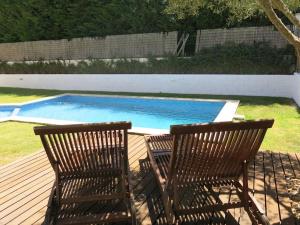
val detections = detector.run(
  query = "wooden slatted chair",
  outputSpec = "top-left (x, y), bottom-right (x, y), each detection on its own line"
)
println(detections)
top-left (145, 120), bottom-right (274, 225)
top-left (34, 121), bottom-right (135, 225)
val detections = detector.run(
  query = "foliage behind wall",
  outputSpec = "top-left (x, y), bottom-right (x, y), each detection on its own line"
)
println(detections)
top-left (0, 0), bottom-right (273, 43)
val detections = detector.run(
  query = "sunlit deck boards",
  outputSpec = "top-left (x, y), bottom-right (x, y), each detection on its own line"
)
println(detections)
top-left (0, 134), bottom-right (299, 225)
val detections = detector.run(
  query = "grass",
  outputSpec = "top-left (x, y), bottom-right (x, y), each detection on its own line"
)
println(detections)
top-left (0, 87), bottom-right (299, 165)
top-left (0, 122), bottom-right (42, 165)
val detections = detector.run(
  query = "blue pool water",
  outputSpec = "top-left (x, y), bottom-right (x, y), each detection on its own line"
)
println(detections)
top-left (15, 95), bottom-right (225, 129)
top-left (0, 106), bottom-right (14, 118)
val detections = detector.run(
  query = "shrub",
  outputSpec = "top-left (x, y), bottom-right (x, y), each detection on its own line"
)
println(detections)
top-left (0, 42), bottom-right (295, 74)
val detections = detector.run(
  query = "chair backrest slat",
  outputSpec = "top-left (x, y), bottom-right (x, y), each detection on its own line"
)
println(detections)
top-left (34, 122), bottom-right (132, 176)
top-left (168, 120), bottom-right (274, 183)
top-left (62, 133), bottom-right (79, 172)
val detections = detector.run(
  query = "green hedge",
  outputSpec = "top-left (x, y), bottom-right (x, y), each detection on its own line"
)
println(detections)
top-left (0, 42), bottom-right (295, 74)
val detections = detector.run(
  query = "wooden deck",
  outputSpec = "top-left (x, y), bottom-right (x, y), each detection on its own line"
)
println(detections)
top-left (0, 134), bottom-right (299, 225)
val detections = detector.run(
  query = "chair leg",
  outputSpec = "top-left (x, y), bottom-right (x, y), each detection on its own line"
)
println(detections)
top-left (162, 191), bottom-right (175, 225)
top-left (122, 170), bottom-right (136, 225)
top-left (128, 181), bottom-right (137, 225)
top-left (242, 161), bottom-right (250, 207)
top-left (131, 208), bottom-right (137, 225)
top-left (240, 162), bottom-right (270, 225)
top-left (255, 213), bottom-right (271, 225)
top-left (44, 184), bottom-right (58, 225)
top-left (248, 194), bottom-right (271, 225)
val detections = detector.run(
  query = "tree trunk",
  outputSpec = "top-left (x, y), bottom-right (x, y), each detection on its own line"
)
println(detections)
top-left (257, 0), bottom-right (300, 73)
top-left (271, 0), bottom-right (300, 29)
top-left (296, 46), bottom-right (300, 73)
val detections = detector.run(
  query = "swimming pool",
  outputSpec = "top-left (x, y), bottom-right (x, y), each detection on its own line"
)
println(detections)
top-left (0, 94), bottom-right (239, 133)
top-left (0, 106), bottom-right (15, 119)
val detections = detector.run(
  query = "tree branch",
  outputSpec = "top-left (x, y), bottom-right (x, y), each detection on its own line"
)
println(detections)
top-left (257, 0), bottom-right (300, 47)
top-left (271, 0), bottom-right (300, 29)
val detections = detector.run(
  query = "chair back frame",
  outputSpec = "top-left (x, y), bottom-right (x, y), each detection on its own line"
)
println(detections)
top-left (34, 122), bottom-right (132, 178)
top-left (167, 120), bottom-right (274, 187)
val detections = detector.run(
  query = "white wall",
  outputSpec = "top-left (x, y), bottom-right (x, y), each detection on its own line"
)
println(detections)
top-left (0, 74), bottom-right (299, 106)
top-left (293, 74), bottom-right (300, 106)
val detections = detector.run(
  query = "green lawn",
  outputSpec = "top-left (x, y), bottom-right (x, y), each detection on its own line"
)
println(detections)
top-left (0, 87), bottom-right (299, 165)
top-left (0, 122), bottom-right (42, 165)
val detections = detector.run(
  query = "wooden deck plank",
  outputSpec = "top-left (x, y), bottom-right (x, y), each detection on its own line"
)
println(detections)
top-left (0, 157), bottom-right (49, 186)
top-left (295, 153), bottom-right (300, 167)
top-left (251, 152), bottom-right (267, 214)
top-left (0, 167), bottom-right (53, 199)
top-left (263, 151), bottom-right (281, 223)
top-left (133, 157), bottom-right (163, 225)
top-left (288, 153), bottom-right (300, 177)
top-left (271, 153), bottom-right (294, 224)
top-left (269, 153), bottom-right (284, 223)
top-left (279, 152), bottom-right (298, 179)
top-left (0, 134), bottom-right (298, 225)
top-left (0, 185), bottom-right (51, 224)
top-left (20, 208), bottom-right (48, 225)
top-left (0, 151), bottom-right (45, 173)
top-left (0, 174), bottom-right (53, 211)
top-left (6, 197), bottom-right (49, 225)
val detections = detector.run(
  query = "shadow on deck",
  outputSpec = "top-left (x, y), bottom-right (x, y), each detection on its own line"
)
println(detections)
top-left (0, 134), bottom-right (299, 225)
